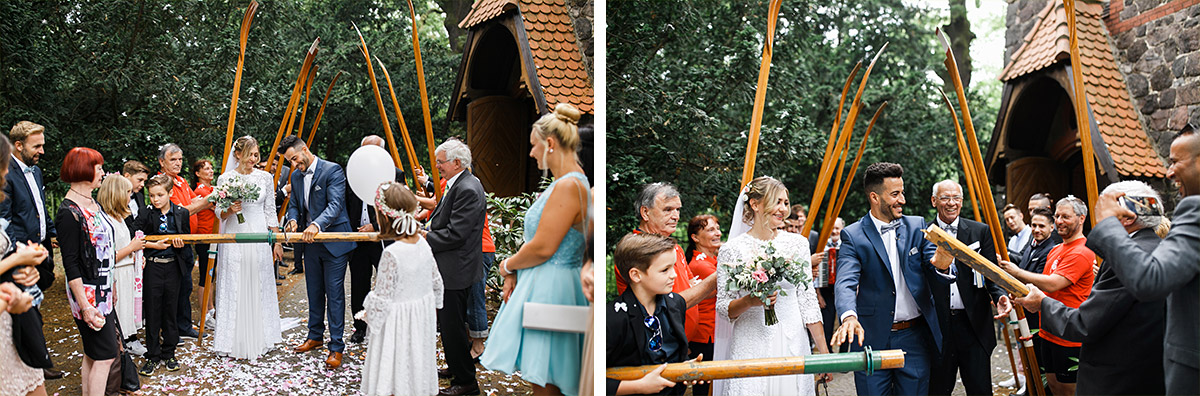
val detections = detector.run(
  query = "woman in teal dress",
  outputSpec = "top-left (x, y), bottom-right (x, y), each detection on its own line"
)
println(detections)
top-left (480, 103), bottom-right (591, 396)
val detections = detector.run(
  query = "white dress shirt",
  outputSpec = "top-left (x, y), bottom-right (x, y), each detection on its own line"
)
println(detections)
top-left (13, 156), bottom-right (45, 242)
top-left (443, 170), bottom-right (464, 195)
top-left (938, 217), bottom-right (968, 310)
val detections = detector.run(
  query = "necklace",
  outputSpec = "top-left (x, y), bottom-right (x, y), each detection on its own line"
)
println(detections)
top-left (69, 188), bottom-right (95, 204)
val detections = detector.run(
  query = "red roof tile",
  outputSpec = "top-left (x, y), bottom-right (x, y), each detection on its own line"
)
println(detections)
top-left (459, 0), bottom-right (593, 114)
top-left (999, 1), bottom-right (1166, 178)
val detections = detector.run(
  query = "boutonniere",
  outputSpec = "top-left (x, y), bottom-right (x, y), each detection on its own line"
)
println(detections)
top-left (614, 302), bottom-right (627, 312)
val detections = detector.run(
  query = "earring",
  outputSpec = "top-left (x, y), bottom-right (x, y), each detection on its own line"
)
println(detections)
top-left (549, 148), bottom-right (554, 153)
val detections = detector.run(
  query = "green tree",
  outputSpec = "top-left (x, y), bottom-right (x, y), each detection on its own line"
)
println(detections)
top-left (0, 0), bottom-right (463, 204)
top-left (607, 0), bottom-right (997, 249)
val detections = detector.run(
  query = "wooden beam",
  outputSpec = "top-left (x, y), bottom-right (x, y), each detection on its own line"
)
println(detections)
top-left (739, 0), bottom-right (783, 189)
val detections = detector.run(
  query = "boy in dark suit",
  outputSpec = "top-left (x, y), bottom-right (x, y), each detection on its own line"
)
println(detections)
top-left (607, 233), bottom-right (690, 396)
top-left (136, 174), bottom-right (192, 376)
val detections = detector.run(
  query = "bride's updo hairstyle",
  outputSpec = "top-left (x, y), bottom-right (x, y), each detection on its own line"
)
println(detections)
top-left (741, 176), bottom-right (788, 227)
top-left (232, 135), bottom-right (259, 162)
top-left (532, 103), bottom-right (582, 155)
top-left (375, 181), bottom-right (420, 238)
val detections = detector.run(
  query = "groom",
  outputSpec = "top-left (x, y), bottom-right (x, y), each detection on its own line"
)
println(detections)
top-left (278, 135), bottom-right (355, 368)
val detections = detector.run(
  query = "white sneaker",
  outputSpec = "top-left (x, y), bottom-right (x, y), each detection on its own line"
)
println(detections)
top-left (999, 373), bottom-right (1025, 388)
top-left (126, 340), bottom-right (147, 356)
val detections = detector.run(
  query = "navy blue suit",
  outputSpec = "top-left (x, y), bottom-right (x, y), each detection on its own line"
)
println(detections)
top-left (834, 214), bottom-right (949, 395)
top-left (0, 159), bottom-right (56, 290)
top-left (285, 158), bottom-right (355, 352)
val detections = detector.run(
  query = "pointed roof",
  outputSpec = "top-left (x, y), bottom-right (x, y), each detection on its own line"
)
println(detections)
top-left (999, 0), bottom-right (1166, 178)
top-left (458, 0), bottom-right (594, 114)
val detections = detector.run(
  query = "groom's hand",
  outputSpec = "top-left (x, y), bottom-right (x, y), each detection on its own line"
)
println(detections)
top-left (302, 224), bottom-right (320, 243)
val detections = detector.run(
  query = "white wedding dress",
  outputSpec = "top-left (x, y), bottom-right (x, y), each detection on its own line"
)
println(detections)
top-left (715, 231), bottom-right (821, 396)
top-left (212, 169), bottom-right (282, 360)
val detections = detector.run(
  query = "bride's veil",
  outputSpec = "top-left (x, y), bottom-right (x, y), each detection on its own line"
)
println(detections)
top-left (712, 185), bottom-right (752, 396)
top-left (222, 145), bottom-right (241, 175)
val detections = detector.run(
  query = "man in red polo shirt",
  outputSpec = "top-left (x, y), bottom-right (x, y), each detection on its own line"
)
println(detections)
top-left (614, 182), bottom-right (717, 342)
top-left (157, 144), bottom-right (215, 340)
top-left (1001, 196), bottom-right (1094, 396)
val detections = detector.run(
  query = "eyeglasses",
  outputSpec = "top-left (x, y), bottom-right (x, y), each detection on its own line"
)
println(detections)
top-left (643, 316), bottom-right (663, 352)
top-left (436, 158), bottom-right (453, 165)
top-left (159, 214), bottom-right (168, 233)
top-left (937, 195), bottom-right (963, 203)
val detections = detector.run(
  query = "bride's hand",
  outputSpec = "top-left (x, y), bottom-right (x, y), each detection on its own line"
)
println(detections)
top-left (229, 201), bottom-right (243, 214)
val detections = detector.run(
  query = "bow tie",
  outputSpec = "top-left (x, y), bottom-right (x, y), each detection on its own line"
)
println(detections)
top-left (302, 167), bottom-right (315, 176)
top-left (942, 224), bottom-right (957, 234)
top-left (22, 167), bottom-right (34, 174)
top-left (880, 220), bottom-right (901, 235)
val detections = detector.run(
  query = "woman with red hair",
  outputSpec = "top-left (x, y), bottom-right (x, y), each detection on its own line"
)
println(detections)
top-left (55, 147), bottom-right (120, 396)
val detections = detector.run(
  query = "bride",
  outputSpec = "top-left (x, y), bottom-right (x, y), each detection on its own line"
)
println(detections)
top-left (212, 136), bottom-right (283, 359)
top-left (714, 176), bottom-right (830, 395)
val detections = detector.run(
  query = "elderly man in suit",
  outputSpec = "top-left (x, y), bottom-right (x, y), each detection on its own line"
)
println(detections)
top-left (278, 135), bottom-right (356, 369)
top-left (0, 121), bottom-right (61, 380)
top-left (831, 162), bottom-right (954, 396)
top-left (1080, 126), bottom-right (1199, 395)
top-left (926, 180), bottom-right (1011, 396)
top-left (426, 138), bottom-right (486, 396)
top-left (1013, 180), bottom-right (1167, 395)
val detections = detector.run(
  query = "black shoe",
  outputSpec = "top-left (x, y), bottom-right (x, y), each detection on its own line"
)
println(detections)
top-left (438, 383), bottom-right (480, 396)
top-left (276, 281), bottom-right (283, 286)
top-left (437, 368), bottom-right (453, 379)
top-left (180, 328), bottom-right (199, 339)
top-left (139, 360), bottom-right (158, 376)
top-left (165, 358), bottom-right (180, 371)
top-left (43, 368), bottom-right (64, 380)
top-left (349, 329), bottom-right (366, 344)
top-left (288, 267), bottom-right (304, 275)
top-left (276, 273), bottom-right (286, 280)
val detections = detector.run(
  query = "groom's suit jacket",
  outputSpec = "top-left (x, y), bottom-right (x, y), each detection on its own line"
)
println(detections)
top-left (834, 214), bottom-right (949, 353)
top-left (426, 171), bottom-right (486, 290)
top-left (0, 158), bottom-right (56, 290)
top-left (285, 158), bottom-right (355, 258)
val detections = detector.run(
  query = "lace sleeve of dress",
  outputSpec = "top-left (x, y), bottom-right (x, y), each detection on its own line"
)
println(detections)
top-left (261, 171), bottom-right (279, 229)
top-left (361, 248), bottom-right (399, 323)
top-left (431, 248), bottom-right (444, 309)
top-left (790, 235), bottom-right (822, 325)
top-left (715, 241), bottom-right (742, 321)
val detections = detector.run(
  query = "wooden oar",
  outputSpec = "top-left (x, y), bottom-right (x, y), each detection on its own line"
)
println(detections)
top-left (1063, 0), bottom-right (1099, 225)
top-left (305, 71), bottom-right (343, 147)
top-left (923, 225), bottom-right (1029, 296)
top-left (197, 253), bottom-right (217, 340)
top-left (353, 23), bottom-right (405, 172)
top-left (938, 89), bottom-right (982, 222)
top-left (818, 102), bottom-right (887, 248)
top-left (267, 38), bottom-right (320, 184)
top-left (937, 27), bottom-right (1044, 396)
top-left (145, 232), bottom-right (395, 244)
top-left (802, 62), bottom-right (861, 236)
top-left (406, 0), bottom-right (441, 199)
top-left (606, 349), bottom-right (905, 382)
top-left (293, 65), bottom-right (317, 150)
top-left (739, 0), bottom-right (783, 189)
top-left (221, 0), bottom-right (259, 173)
top-left (376, 57), bottom-right (426, 194)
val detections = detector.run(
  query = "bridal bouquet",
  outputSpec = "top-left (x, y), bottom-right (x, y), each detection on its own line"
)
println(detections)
top-left (725, 242), bottom-right (810, 325)
top-left (208, 176), bottom-right (260, 224)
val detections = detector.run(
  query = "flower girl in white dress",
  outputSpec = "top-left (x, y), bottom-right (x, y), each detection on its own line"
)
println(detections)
top-left (357, 181), bottom-right (443, 396)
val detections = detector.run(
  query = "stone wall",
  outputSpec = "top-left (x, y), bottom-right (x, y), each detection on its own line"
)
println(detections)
top-left (1004, 0), bottom-right (1050, 65)
top-left (1107, 0), bottom-right (1200, 157)
top-left (567, 0), bottom-right (595, 84)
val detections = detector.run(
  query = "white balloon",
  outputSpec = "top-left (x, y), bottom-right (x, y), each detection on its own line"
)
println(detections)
top-left (345, 145), bottom-right (394, 206)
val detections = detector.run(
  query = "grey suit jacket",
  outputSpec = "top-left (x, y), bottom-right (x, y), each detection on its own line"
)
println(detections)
top-left (1085, 196), bottom-right (1199, 395)
top-left (1044, 228), bottom-right (1165, 395)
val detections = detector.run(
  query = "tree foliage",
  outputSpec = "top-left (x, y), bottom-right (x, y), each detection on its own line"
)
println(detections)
top-left (607, 0), bottom-right (998, 248)
top-left (0, 0), bottom-right (463, 201)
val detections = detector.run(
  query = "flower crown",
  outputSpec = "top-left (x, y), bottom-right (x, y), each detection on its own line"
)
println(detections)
top-left (375, 182), bottom-right (419, 235)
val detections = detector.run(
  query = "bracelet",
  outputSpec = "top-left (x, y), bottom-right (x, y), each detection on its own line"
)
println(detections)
top-left (500, 259), bottom-right (512, 276)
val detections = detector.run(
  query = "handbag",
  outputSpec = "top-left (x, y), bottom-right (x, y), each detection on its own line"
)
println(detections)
top-left (10, 306), bottom-right (52, 368)
top-left (106, 317), bottom-right (140, 394)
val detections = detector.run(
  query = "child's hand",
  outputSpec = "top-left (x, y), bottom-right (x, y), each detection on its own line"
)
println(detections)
top-left (128, 235), bottom-right (146, 251)
top-left (11, 266), bottom-right (39, 288)
top-left (146, 240), bottom-right (169, 250)
top-left (13, 241), bottom-right (48, 267)
top-left (170, 238), bottom-right (185, 248)
top-left (620, 364), bottom-right (675, 395)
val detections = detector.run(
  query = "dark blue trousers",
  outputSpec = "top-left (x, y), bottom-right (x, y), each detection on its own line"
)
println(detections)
top-left (303, 244), bottom-right (349, 353)
top-left (854, 319), bottom-right (935, 396)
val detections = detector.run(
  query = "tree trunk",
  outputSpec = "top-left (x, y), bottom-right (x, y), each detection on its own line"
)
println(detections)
top-left (433, 0), bottom-right (473, 53)
top-left (941, 0), bottom-right (974, 91)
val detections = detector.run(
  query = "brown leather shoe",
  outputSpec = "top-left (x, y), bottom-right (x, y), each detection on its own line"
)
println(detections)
top-left (294, 339), bottom-right (323, 353)
top-left (325, 351), bottom-right (343, 368)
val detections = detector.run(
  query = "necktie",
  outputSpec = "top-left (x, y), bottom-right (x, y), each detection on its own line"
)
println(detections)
top-left (880, 220), bottom-right (901, 235)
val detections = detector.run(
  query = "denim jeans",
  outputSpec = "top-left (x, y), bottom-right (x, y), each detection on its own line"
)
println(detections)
top-left (467, 252), bottom-right (496, 338)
